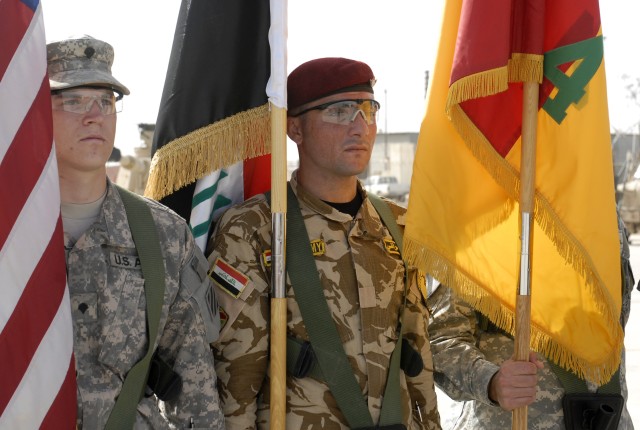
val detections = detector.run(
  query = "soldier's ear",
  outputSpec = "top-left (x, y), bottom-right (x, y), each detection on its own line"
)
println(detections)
top-left (287, 116), bottom-right (303, 145)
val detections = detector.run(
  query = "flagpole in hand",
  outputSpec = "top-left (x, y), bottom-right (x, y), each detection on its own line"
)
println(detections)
top-left (512, 80), bottom-right (539, 430)
top-left (269, 1), bottom-right (288, 427)
top-left (270, 102), bottom-right (288, 428)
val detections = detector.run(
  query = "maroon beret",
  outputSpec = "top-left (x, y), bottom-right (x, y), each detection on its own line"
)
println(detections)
top-left (287, 57), bottom-right (375, 112)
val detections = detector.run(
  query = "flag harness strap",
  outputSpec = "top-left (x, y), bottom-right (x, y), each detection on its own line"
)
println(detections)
top-left (281, 185), bottom-right (406, 429)
top-left (105, 186), bottom-right (167, 430)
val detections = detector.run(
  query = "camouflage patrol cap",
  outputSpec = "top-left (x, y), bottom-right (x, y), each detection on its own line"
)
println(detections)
top-left (47, 35), bottom-right (130, 96)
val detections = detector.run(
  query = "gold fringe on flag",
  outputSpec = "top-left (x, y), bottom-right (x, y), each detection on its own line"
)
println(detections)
top-left (404, 232), bottom-right (623, 385)
top-left (508, 53), bottom-right (544, 84)
top-left (445, 67), bottom-right (508, 116)
top-left (446, 53), bottom-right (543, 117)
top-left (145, 103), bottom-right (271, 201)
top-left (410, 102), bottom-right (624, 385)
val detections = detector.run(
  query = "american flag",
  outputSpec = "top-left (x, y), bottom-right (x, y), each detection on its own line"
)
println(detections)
top-left (0, 0), bottom-right (77, 427)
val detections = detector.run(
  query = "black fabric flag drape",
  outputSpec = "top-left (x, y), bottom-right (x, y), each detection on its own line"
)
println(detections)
top-left (147, 0), bottom-right (272, 222)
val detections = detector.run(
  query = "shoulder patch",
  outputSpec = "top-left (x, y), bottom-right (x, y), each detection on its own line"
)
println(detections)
top-left (209, 257), bottom-right (249, 298)
top-left (219, 306), bottom-right (228, 330)
top-left (262, 250), bottom-right (272, 267)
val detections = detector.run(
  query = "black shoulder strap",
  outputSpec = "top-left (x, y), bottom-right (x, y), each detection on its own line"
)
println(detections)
top-left (105, 186), bottom-right (166, 430)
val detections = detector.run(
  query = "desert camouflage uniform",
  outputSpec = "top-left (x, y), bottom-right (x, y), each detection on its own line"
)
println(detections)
top-left (66, 180), bottom-right (224, 429)
top-left (428, 214), bottom-right (634, 429)
top-left (208, 171), bottom-right (441, 429)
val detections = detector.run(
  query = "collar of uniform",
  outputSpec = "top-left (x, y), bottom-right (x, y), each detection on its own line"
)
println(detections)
top-left (289, 170), bottom-right (354, 223)
top-left (289, 170), bottom-right (389, 241)
top-left (101, 178), bottom-right (138, 249)
top-left (62, 180), bottom-right (113, 251)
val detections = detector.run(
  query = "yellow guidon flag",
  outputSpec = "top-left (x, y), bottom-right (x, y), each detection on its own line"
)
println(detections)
top-left (405, 0), bottom-right (622, 385)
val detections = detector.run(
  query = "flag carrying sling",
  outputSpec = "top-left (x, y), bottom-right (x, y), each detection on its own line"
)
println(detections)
top-left (105, 187), bottom-right (166, 429)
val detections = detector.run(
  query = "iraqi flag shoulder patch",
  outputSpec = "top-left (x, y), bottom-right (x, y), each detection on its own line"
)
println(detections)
top-left (209, 257), bottom-right (249, 298)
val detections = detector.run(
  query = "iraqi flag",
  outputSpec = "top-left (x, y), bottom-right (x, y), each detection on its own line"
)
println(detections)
top-left (405, 0), bottom-right (621, 385)
top-left (146, 0), bottom-right (284, 251)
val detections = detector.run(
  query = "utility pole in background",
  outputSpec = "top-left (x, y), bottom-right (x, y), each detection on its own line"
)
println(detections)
top-left (384, 89), bottom-right (389, 173)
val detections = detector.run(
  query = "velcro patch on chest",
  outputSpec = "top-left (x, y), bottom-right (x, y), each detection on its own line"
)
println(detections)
top-left (262, 250), bottom-right (272, 268)
top-left (109, 251), bottom-right (141, 269)
top-left (209, 257), bottom-right (249, 298)
top-left (310, 239), bottom-right (325, 256)
top-left (219, 306), bottom-right (229, 330)
top-left (383, 238), bottom-right (401, 256)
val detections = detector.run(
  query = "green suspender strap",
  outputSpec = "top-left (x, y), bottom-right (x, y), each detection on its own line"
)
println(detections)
top-left (367, 193), bottom-right (407, 427)
top-left (548, 362), bottom-right (620, 394)
top-left (284, 186), bottom-right (405, 429)
top-left (105, 186), bottom-right (167, 430)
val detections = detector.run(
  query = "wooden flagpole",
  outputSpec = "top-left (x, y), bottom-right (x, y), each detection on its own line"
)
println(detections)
top-left (270, 103), bottom-right (288, 428)
top-left (512, 80), bottom-right (539, 430)
top-left (269, 0), bottom-right (288, 427)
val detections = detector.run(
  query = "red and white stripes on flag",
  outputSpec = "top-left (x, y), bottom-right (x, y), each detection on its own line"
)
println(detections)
top-left (0, 0), bottom-right (77, 428)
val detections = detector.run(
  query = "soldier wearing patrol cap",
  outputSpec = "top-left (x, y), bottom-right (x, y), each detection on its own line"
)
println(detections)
top-left (48, 35), bottom-right (224, 428)
top-left (207, 57), bottom-right (441, 429)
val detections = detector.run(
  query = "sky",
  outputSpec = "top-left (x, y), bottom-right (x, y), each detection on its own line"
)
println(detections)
top-left (42, 1), bottom-right (640, 157)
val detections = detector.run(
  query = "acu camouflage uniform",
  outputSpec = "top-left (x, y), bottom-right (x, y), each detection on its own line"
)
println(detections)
top-left (208, 171), bottom-right (441, 429)
top-left (66, 180), bottom-right (224, 429)
top-left (427, 214), bottom-right (634, 429)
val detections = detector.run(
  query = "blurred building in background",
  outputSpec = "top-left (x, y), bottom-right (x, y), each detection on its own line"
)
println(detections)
top-left (106, 123), bottom-right (154, 195)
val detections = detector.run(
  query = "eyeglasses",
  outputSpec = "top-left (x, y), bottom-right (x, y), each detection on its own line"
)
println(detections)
top-left (51, 90), bottom-right (123, 115)
top-left (293, 99), bottom-right (380, 125)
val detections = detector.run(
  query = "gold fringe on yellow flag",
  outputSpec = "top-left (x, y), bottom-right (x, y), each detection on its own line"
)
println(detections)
top-left (405, 0), bottom-right (622, 384)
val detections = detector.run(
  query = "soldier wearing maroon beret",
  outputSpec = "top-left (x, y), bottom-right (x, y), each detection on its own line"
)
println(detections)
top-left (208, 57), bottom-right (442, 429)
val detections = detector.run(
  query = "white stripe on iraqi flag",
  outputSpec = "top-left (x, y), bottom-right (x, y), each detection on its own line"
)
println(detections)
top-left (267, 0), bottom-right (287, 109)
top-left (189, 0), bottom-right (288, 253)
top-left (0, 0), bottom-right (76, 427)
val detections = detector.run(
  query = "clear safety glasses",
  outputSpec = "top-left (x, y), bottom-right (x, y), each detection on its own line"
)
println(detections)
top-left (294, 99), bottom-right (380, 125)
top-left (51, 90), bottom-right (123, 115)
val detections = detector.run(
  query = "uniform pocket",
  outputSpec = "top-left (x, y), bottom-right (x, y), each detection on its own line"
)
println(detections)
top-left (98, 275), bottom-right (146, 374)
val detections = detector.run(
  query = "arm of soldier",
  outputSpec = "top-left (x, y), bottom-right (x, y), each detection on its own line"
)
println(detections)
top-left (402, 273), bottom-right (445, 428)
top-left (427, 285), bottom-right (500, 405)
top-left (487, 352), bottom-right (542, 411)
top-left (157, 241), bottom-right (224, 428)
top-left (208, 212), bottom-right (271, 429)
